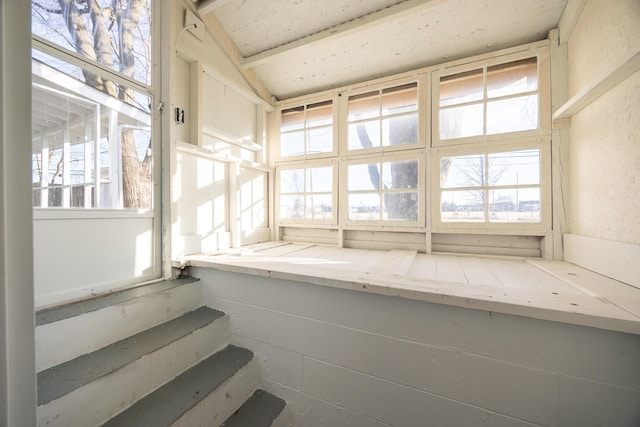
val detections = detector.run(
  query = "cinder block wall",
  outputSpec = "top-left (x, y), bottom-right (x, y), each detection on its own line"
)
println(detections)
top-left (194, 268), bottom-right (640, 427)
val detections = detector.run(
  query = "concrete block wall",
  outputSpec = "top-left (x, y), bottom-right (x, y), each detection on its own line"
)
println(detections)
top-left (194, 268), bottom-right (640, 427)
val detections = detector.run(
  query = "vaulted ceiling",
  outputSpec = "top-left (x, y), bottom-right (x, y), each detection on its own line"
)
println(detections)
top-left (193, 0), bottom-right (568, 100)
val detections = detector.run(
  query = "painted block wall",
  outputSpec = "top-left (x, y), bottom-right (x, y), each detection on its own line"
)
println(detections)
top-left (567, 0), bottom-right (640, 244)
top-left (195, 267), bottom-right (640, 427)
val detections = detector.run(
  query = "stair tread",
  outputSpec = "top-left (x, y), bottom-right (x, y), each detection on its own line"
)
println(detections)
top-left (37, 306), bottom-right (223, 406)
top-left (36, 277), bottom-right (199, 326)
top-left (102, 345), bottom-right (254, 427)
top-left (222, 389), bottom-right (286, 427)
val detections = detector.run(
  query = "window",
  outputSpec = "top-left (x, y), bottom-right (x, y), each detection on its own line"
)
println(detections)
top-left (280, 100), bottom-right (334, 158)
top-left (348, 83), bottom-right (419, 151)
top-left (345, 155), bottom-right (423, 224)
top-left (437, 147), bottom-right (545, 225)
top-left (436, 58), bottom-right (539, 143)
top-left (277, 163), bottom-right (335, 223)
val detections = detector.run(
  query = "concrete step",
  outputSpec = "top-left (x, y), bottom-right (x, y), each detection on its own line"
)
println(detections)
top-left (221, 389), bottom-right (290, 427)
top-left (36, 277), bottom-right (202, 372)
top-left (102, 345), bottom-right (259, 427)
top-left (37, 306), bottom-right (229, 427)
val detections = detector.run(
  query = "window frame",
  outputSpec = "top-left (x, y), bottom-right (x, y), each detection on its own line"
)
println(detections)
top-left (275, 159), bottom-right (338, 226)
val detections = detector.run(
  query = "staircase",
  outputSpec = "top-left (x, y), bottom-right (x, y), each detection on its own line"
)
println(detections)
top-left (36, 277), bottom-right (289, 427)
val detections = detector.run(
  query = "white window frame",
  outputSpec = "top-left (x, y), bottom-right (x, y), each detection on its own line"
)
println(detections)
top-left (275, 159), bottom-right (338, 226)
top-left (341, 151), bottom-right (426, 229)
top-left (275, 95), bottom-right (339, 161)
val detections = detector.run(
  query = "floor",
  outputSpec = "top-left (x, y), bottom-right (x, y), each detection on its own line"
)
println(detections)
top-left (180, 242), bottom-right (640, 335)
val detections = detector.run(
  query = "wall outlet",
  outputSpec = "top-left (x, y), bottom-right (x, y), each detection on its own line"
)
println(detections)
top-left (184, 9), bottom-right (205, 42)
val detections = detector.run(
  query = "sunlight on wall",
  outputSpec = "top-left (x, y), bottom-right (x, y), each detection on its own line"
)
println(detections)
top-left (134, 229), bottom-right (153, 276)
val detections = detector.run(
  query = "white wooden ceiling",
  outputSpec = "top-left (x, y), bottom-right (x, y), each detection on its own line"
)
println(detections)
top-left (195, 0), bottom-right (568, 100)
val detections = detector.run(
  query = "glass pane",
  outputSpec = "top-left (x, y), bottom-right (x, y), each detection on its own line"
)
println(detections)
top-left (382, 83), bottom-right (418, 115)
top-left (487, 95), bottom-right (538, 134)
top-left (305, 194), bottom-right (332, 220)
top-left (348, 163), bottom-right (380, 191)
top-left (281, 106), bottom-right (304, 131)
top-left (383, 192), bottom-right (419, 220)
top-left (32, 0), bottom-right (153, 86)
top-left (489, 188), bottom-right (540, 223)
top-left (382, 160), bottom-right (419, 190)
top-left (280, 169), bottom-right (304, 194)
top-left (382, 115), bottom-right (418, 146)
top-left (306, 101), bottom-right (333, 127)
top-left (439, 104), bottom-right (483, 140)
top-left (487, 58), bottom-right (538, 98)
top-left (279, 195), bottom-right (304, 219)
top-left (349, 193), bottom-right (380, 220)
top-left (307, 127), bottom-right (333, 154)
top-left (440, 69), bottom-right (484, 107)
top-left (348, 91), bottom-right (379, 121)
top-left (441, 190), bottom-right (485, 222)
top-left (348, 121), bottom-right (380, 150)
top-left (488, 150), bottom-right (540, 186)
top-left (306, 167), bottom-right (333, 193)
top-left (280, 131), bottom-right (305, 157)
top-left (32, 59), bottom-right (152, 209)
top-left (440, 155), bottom-right (485, 188)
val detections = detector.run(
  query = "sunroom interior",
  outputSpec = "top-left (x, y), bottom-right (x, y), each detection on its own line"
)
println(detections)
top-left (2, 0), bottom-right (640, 425)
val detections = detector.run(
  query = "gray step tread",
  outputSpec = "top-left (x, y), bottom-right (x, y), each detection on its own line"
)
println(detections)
top-left (37, 306), bottom-right (223, 406)
top-left (222, 389), bottom-right (287, 427)
top-left (36, 277), bottom-right (199, 326)
top-left (102, 345), bottom-right (254, 427)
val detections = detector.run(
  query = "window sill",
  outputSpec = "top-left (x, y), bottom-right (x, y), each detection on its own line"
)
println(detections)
top-left (175, 243), bottom-right (640, 335)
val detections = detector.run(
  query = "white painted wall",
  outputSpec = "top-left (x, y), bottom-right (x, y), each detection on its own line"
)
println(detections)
top-left (1, 0), bottom-right (37, 424)
top-left (567, 0), bottom-right (640, 244)
top-left (196, 268), bottom-right (640, 427)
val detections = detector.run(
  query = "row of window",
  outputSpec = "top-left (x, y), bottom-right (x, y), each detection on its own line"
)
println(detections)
top-left (275, 48), bottom-right (550, 232)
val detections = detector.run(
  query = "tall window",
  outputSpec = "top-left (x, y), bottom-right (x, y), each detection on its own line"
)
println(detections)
top-left (31, 0), bottom-right (154, 209)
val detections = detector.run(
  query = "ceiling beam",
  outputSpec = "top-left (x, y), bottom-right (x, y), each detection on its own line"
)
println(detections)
top-left (241, 0), bottom-right (450, 69)
top-left (197, 0), bottom-right (235, 15)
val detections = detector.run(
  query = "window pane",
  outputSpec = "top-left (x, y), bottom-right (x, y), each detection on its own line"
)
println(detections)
top-left (382, 83), bottom-right (418, 115)
top-left (348, 121), bottom-right (381, 150)
top-left (348, 163), bottom-right (380, 191)
top-left (487, 95), bottom-right (538, 135)
top-left (440, 69), bottom-right (483, 107)
top-left (382, 115), bottom-right (418, 146)
top-left (280, 131), bottom-right (305, 157)
top-left (280, 169), bottom-right (304, 193)
top-left (441, 190), bottom-right (485, 222)
top-left (306, 101), bottom-right (332, 127)
top-left (306, 194), bottom-right (332, 220)
top-left (279, 195), bottom-right (304, 219)
top-left (439, 104), bottom-right (483, 140)
top-left (32, 59), bottom-right (152, 209)
top-left (281, 106), bottom-right (305, 131)
top-left (307, 127), bottom-right (333, 154)
top-left (349, 193), bottom-right (380, 220)
top-left (32, 0), bottom-right (153, 86)
top-left (382, 160), bottom-right (418, 190)
top-left (488, 150), bottom-right (540, 186)
top-left (489, 188), bottom-right (540, 223)
top-left (306, 167), bottom-right (333, 193)
top-left (487, 58), bottom-right (537, 98)
top-left (348, 91), bottom-right (380, 121)
top-left (440, 155), bottom-right (485, 188)
top-left (383, 192), bottom-right (418, 220)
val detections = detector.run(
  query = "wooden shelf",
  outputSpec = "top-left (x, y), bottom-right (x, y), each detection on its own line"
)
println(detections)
top-left (553, 47), bottom-right (640, 124)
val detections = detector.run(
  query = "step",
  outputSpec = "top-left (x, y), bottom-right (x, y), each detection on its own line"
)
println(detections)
top-left (37, 306), bottom-right (229, 427)
top-left (102, 345), bottom-right (259, 427)
top-left (221, 389), bottom-right (289, 427)
top-left (36, 277), bottom-right (202, 372)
